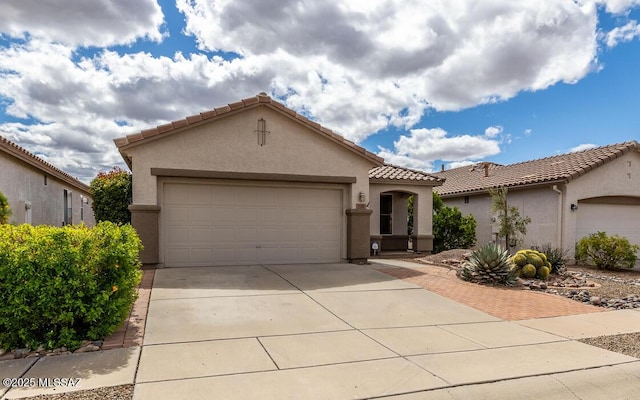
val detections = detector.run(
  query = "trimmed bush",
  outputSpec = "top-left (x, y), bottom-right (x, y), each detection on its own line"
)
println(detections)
top-left (0, 222), bottom-right (142, 350)
top-left (575, 232), bottom-right (639, 270)
top-left (433, 205), bottom-right (477, 253)
top-left (90, 167), bottom-right (132, 224)
top-left (0, 190), bottom-right (11, 224)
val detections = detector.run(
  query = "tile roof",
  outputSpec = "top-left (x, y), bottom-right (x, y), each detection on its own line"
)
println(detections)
top-left (435, 141), bottom-right (639, 196)
top-left (114, 92), bottom-right (384, 166)
top-left (369, 164), bottom-right (444, 185)
top-left (0, 135), bottom-right (90, 193)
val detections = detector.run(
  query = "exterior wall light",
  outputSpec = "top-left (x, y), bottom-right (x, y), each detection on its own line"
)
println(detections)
top-left (570, 203), bottom-right (578, 211)
top-left (358, 192), bottom-right (366, 202)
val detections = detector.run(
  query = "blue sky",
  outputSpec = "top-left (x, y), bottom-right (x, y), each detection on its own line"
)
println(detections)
top-left (1, 0), bottom-right (639, 182)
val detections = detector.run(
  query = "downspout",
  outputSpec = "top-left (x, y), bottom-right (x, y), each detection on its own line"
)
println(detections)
top-left (552, 185), bottom-right (563, 249)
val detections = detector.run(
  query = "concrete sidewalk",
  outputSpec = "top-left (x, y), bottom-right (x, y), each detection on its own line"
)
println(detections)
top-left (2, 263), bottom-right (640, 400)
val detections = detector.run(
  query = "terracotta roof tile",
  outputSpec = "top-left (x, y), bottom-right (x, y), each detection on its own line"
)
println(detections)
top-left (369, 164), bottom-right (444, 184)
top-left (114, 93), bottom-right (384, 165)
top-left (0, 135), bottom-right (90, 192)
top-left (435, 141), bottom-right (639, 196)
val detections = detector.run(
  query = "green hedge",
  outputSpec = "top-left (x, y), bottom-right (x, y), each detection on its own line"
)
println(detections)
top-left (0, 222), bottom-right (142, 350)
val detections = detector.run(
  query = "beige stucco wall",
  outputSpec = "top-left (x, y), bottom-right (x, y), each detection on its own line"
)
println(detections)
top-left (126, 106), bottom-right (375, 208)
top-left (369, 184), bottom-right (433, 236)
top-left (443, 186), bottom-right (560, 251)
top-left (0, 151), bottom-right (95, 226)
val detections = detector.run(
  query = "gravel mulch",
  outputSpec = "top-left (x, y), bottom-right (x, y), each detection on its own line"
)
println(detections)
top-left (579, 332), bottom-right (640, 359)
top-left (18, 385), bottom-right (133, 400)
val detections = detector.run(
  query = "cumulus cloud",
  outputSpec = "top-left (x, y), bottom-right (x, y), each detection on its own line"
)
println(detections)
top-left (0, 0), bottom-right (164, 47)
top-left (606, 20), bottom-right (640, 46)
top-left (447, 160), bottom-right (476, 170)
top-left (0, 0), bottom-right (639, 181)
top-left (524, 129), bottom-right (533, 136)
top-left (377, 128), bottom-right (501, 171)
top-left (485, 125), bottom-right (503, 138)
top-left (569, 143), bottom-right (599, 152)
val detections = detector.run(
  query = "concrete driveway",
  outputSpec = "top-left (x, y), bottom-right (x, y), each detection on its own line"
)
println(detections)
top-left (133, 263), bottom-right (640, 400)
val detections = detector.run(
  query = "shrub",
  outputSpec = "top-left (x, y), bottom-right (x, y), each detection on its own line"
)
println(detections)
top-left (532, 243), bottom-right (569, 273)
top-left (433, 205), bottom-right (477, 253)
top-left (0, 190), bottom-right (11, 224)
top-left (575, 232), bottom-right (639, 270)
top-left (459, 243), bottom-right (517, 286)
top-left (0, 222), bottom-right (142, 350)
top-left (90, 167), bottom-right (132, 224)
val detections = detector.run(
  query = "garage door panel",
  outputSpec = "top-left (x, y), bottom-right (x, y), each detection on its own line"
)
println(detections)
top-left (189, 228), bottom-right (214, 243)
top-left (165, 186), bottom-right (188, 204)
top-left (167, 228), bottom-right (189, 243)
top-left (163, 183), bottom-right (343, 266)
top-left (166, 206), bottom-right (189, 225)
top-left (188, 207), bottom-right (213, 225)
top-left (188, 185), bottom-right (212, 205)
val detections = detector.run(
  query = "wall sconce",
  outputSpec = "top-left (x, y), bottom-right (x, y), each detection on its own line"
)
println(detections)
top-left (358, 192), bottom-right (365, 202)
top-left (570, 203), bottom-right (578, 211)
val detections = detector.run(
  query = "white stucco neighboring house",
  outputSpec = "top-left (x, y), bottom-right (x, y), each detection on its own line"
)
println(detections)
top-left (435, 141), bottom-right (640, 263)
top-left (0, 135), bottom-right (95, 226)
top-left (114, 93), bottom-right (443, 267)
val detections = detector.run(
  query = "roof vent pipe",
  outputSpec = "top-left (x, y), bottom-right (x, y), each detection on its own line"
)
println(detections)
top-left (483, 162), bottom-right (489, 177)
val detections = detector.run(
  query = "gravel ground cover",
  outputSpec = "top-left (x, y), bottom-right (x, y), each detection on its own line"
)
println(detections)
top-left (16, 384), bottom-right (133, 400)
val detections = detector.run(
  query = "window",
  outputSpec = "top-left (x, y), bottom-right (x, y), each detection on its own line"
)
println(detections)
top-left (63, 190), bottom-right (72, 225)
top-left (380, 194), bottom-right (393, 235)
top-left (464, 196), bottom-right (470, 204)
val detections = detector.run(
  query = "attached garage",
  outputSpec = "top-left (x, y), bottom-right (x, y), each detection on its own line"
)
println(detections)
top-left (162, 181), bottom-right (344, 266)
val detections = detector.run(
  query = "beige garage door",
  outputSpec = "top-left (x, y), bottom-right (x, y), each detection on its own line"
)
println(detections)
top-left (163, 182), bottom-right (343, 266)
top-left (576, 203), bottom-right (640, 264)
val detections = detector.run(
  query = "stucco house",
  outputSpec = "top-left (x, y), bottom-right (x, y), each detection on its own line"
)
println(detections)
top-left (114, 93), bottom-right (443, 267)
top-left (435, 141), bottom-right (640, 262)
top-left (0, 135), bottom-right (95, 226)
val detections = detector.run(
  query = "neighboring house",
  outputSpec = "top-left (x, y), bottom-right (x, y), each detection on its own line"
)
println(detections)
top-left (114, 93), bottom-right (443, 267)
top-left (0, 136), bottom-right (95, 226)
top-left (435, 141), bottom-right (640, 262)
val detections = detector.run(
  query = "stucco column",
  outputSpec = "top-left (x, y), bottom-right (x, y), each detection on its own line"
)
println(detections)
top-left (412, 191), bottom-right (434, 253)
top-left (346, 204), bottom-right (373, 264)
top-left (129, 204), bottom-right (160, 266)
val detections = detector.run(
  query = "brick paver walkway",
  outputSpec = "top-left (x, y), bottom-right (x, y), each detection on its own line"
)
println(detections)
top-left (102, 268), bottom-right (155, 350)
top-left (379, 265), bottom-right (604, 320)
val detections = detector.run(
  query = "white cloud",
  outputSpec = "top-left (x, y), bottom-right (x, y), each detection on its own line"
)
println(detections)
top-left (606, 20), bottom-right (640, 46)
top-left (569, 143), bottom-right (598, 152)
top-left (0, 0), bottom-right (638, 181)
top-left (485, 125), bottom-right (503, 138)
top-left (595, 0), bottom-right (640, 14)
top-left (524, 129), bottom-right (533, 136)
top-left (447, 160), bottom-right (476, 170)
top-left (0, 0), bottom-right (164, 47)
top-left (377, 127), bottom-right (501, 171)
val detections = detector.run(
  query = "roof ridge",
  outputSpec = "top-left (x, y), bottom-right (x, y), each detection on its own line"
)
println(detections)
top-left (0, 135), bottom-right (89, 191)
top-left (505, 141), bottom-right (638, 167)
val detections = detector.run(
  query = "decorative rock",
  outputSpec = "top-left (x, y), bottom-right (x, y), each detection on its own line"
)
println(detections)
top-left (14, 348), bottom-right (30, 359)
top-left (590, 296), bottom-right (601, 306)
top-left (92, 340), bottom-right (104, 347)
top-left (539, 283), bottom-right (548, 290)
top-left (74, 344), bottom-right (100, 353)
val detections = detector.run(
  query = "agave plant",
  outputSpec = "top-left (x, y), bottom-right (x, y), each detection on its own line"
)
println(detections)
top-left (460, 243), bottom-right (517, 286)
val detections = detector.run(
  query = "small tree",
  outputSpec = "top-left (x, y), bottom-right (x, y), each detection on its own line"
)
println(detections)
top-left (432, 192), bottom-right (476, 253)
top-left (0, 190), bottom-right (11, 224)
top-left (488, 187), bottom-right (531, 250)
top-left (90, 167), bottom-right (132, 224)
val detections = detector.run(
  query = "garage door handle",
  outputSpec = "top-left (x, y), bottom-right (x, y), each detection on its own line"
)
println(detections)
top-left (256, 245), bottom-right (262, 248)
